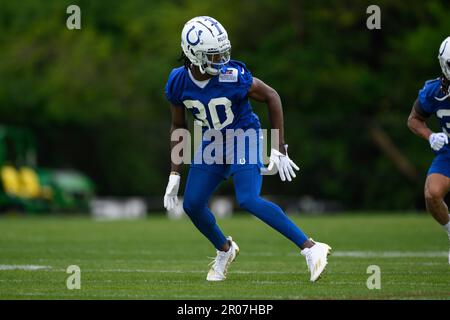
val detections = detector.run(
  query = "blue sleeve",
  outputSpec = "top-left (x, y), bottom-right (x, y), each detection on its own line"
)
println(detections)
top-left (164, 68), bottom-right (184, 106)
top-left (234, 61), bottom-right (254, 100)
top-left (417, 80), bottom-right (440, 116)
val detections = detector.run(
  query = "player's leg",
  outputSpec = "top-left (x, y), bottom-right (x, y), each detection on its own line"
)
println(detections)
top-left (425, 152), bottom-right (450, 227)
top-left (232, 166), bottom-right (331, 281)
top-left (229, 129), bottom-right (311, 248)
top-left (424, 172), bottom-right (450, 257)
top-left (424, 173), bottom-right (450, 225)
top-left (182, 167), bottom-right (228, 251)
top-left (425, 155), bottom-right (450, 264)
top-left (183, 166), bottom-right (240, 281)
top-left (232, 167), bottom-right (310, 248)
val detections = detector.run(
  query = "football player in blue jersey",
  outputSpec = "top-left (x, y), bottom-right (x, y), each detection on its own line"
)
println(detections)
top-left (407, 36), bottom-right (450, 264)
top-left (163, 16), bottom-right (331, 281)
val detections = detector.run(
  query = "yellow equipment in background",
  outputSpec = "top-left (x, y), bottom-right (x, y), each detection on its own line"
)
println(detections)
top-left (1, 165), bottom-right (52, 200)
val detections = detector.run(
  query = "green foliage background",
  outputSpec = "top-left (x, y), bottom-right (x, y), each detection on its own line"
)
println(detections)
top-left (1, 0), bottom-right (449, 209)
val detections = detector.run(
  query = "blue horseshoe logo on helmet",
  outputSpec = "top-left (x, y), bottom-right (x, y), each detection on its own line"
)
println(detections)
top-left (186, 26), bottom-right (203, 46)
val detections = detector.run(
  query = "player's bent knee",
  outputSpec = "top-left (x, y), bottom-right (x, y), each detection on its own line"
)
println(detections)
top-left (182, 197), bottom-right (204, 216)
top-left (237, 195), bottom-right (260, 211)
top-left (424, 186), bottom-right (444, 202)
top-left (182, 196), bottom-right (217, 225)
top-left (182, 201), bottom-right (217, 230)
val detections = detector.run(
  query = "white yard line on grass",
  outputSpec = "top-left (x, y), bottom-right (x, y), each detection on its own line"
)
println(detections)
top-left (0, 265), bottom-right (52, 271)
top-left (331, 251), bottom-right (447, 258)
top-left (243, 251), bottom-right (448, 258)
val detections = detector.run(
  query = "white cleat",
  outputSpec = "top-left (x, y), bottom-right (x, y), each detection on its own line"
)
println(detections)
top-left (206, 236), bottom-right (240, 281)
top-left (301, 239), bottom-right (332, 282)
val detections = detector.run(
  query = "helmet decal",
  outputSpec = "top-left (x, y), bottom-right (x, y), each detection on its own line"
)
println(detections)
top-left (186, 26), bottom-right (203, 46)
top-left (202, 17), bottom-right (224, 36)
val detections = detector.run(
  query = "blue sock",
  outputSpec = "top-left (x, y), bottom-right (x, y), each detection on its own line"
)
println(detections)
top-left (183, 167), bottom-right (228, 250)
top-left (233, 167), bottom-right (308, 248)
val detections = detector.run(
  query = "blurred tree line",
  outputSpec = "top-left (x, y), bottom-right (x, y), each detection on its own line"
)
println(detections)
top-left (0, 0), bottom-right (449, 210)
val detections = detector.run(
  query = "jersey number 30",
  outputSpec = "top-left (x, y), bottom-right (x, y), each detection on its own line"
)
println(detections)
top-left (184, 97), bottom-right (234, 130)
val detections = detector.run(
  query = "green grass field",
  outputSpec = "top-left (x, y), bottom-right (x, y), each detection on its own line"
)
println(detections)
top-left (0, 213), bottom-right (449, 299)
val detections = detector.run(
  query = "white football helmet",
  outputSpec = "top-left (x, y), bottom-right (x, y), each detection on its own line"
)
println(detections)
top-left (436, 36), bottom-right (450, 101)
top-left (438, 36), bottom-right (450, 80)
top-left (181, 16), bottom-right (231, 76)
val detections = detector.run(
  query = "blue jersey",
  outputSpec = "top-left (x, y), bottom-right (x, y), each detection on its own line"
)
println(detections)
top-left (417, 78), bottom-right (450, 155)
top-left (165, 60), bottom-right (263, 172)
top-left (165, 60), bottom-right (261, 134)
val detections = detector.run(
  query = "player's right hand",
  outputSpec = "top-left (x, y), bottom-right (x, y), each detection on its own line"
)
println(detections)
top-left (164, 173), bottom-right (180, 211)
top-left (429, 132), bottom-right (449, 151)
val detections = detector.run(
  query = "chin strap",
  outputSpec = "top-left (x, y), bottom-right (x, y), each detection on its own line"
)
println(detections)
top-left (205, 64), bottom-right (229, 76)
top-left (198, 64), bottom-right (207, 75)
top-left (195, 60), bottom-right (228, 76)
top-left (205, 67), bottom-right (220, 76)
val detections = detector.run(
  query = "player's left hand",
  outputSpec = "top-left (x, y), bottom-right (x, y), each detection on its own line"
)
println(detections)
top-left (164, 174), bottom-right (180, 211)
top-left (266, 145), bottom-right (300, 182)
top-left (429, 132), bottom-right (449, 151)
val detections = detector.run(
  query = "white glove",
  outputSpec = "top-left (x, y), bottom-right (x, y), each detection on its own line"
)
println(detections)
top-left (429, 133), bottom-right (448, 151)
top-left (266, 145), bottom-right (300, 182)
top-left (164, 174), bottom-right (180, 211)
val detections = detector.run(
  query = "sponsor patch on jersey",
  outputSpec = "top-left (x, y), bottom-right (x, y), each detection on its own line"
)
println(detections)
top-left (219, 68), bottom-right (238, 82)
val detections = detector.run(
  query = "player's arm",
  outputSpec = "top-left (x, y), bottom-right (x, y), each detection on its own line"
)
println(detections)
top-left (407, 99), bottom-right (433, 141)
top-left (407, 99), bottom-right (448, 151)
top-left (248, 77), bottom-right (286, 154)
top-left (170, 104), bottom-right (187, 174)
top-left (164, 104), bottom-right (186, 211)
top-left (248, 77), bottom-right (299, 181)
